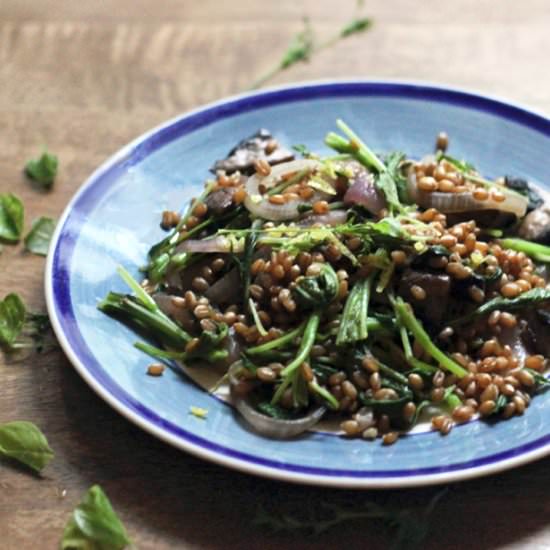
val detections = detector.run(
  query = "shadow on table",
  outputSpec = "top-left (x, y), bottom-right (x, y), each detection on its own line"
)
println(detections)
top-left (56, 360), bottom-right (550, 550)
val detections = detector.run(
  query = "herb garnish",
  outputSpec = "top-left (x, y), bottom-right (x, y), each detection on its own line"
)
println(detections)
top-left (253, 489), bottom-right (446, 549)
top-left (24, 216), bottom-right (56, 256)
top-left (25, 150), bottom-right (58, 188)
top-left (0, 420), bottom-right (54, 472)
top-left (0, 193), bottom-right (24, 243)
top-left (61, 485), bottom-right (131, 550)
top-left (251, 13), bottom-right (372, 89)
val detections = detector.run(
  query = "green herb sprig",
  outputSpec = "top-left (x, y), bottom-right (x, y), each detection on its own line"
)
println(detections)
top-left (251, 15), bottom-right (372, 89)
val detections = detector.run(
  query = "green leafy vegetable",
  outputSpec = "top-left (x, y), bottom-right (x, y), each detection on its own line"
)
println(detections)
top-left (24, 216), bottom-right (56, 256)
top-left (61, 485), bottom-right (131, 550)
top-left (393, 298), bottom-right (467, 378)
top-left (256, 402), bottom-right (297, 420)
top-left (340, 16), bottom-right (372, 37)
top-left (253, 489), bottom-right (446, 549)
top-left (242, 219), bottom-right (262, 312)
top-left (504, 176), bottom-right (543, 212)
top-left (0, 193), bottom-right (24, 243)
top-left (25, 151), bottom-right (58, 188)
top-left (499, 238), bottom-right (550, 263)
top-left (454, 288), bottom-right (550, 324)
top-left (525, 369), bottom-right (550, 391)
top-left (0, 420), bottom-right (54, 472)
top-left (385, 151), bottom-right (409, 203)
top-left (325, 120), bottom-right (404, 214)
top-left (251, 18), bottom-right (314, 89)
top-left (0, 293), bottom-right (26, 347)
top-left (251, 12), bottom-right (372, 89)
top-left (337, 272), bottom-right (374, 345)
top-left (292, 263), bottom-right (339, 310)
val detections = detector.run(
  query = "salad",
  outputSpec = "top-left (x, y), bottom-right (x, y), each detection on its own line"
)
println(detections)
top-left (99, 120), bottom-right (550, 444)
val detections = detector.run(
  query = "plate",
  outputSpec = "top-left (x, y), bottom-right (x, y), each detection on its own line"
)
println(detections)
top-left (45, 80), bottom-right (550, 488)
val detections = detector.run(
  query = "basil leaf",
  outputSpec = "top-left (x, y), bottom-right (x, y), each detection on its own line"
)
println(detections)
top-left (0, 421), bottom-right (54, 472)
top-left (25, 151), bottom-right (58, 188)
top-left (0, 193), bottom-right (24, 243)
top-left (0, 293), bottom-right (26, 347)
top-left (61, 485), bottom-right (131, 550)
top-left (24, 216), bottom-right (56, 256)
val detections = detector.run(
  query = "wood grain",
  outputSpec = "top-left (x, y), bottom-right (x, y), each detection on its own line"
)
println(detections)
top-left (1, 1), bottom-right (550, 548)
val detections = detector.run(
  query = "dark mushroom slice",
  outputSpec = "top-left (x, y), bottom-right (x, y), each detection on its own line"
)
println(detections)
top-left (398, 269), bottom-right (451, 326)
top-left (520, 308), bottom-right (550, 357)
top-left (210, 129), bottom-right (294, 176)
top-left (519, 206), bottom-right (550, 244)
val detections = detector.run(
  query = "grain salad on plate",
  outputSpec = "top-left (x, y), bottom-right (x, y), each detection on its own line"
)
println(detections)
top-left (99, 120), bottom-right (550, 445)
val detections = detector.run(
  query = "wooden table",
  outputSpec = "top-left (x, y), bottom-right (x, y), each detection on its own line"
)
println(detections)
top-left (2, 1), bottom-right (550, 548)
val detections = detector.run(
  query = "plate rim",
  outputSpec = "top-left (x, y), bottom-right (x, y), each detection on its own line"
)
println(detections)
top-left (45, 79), bottom-right (550, 488)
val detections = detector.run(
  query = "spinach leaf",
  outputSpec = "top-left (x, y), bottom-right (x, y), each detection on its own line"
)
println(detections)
top-left (0, 293), bottom-right (26, 347)
top-left (24, 216), bottom-right (56, 256)
top-left (256, 402), bottom-right (297, 420)
top-left (525, 368), bottom-right (550, 392)
top-left (454, 288), bottom-right (550, 324)
top-left (0, 421), bottom-right (54, 472)
top-left (61, 485), bottom-right (131, 550)
top-left (292, 263), bottom-right (339, 310)
top-left (25, 151), bottom-right (58, 188)
top-left (504, 176), bottom-right (543, 212)
top-left (0, 193), bottom-right (24, 243)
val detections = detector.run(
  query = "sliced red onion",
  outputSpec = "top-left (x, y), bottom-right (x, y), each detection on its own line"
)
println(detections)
top-left (407, 169), bottom-right (528, 218)
top-left (298, 209), bottom-right (348, 227)
top-left (175, 235), bottom-right (243, 254)
top-left (228, 361), bottom-right (326, 438)
top-left (343, 167), bottom-right (386, 215)
top-left (244, 159), bottom-right (327, 221)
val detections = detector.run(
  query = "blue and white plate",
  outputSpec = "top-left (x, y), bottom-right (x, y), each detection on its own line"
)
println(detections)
top-left (45, 81), bottom-right (550, 488)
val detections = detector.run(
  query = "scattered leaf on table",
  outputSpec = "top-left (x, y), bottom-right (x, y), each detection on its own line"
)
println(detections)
top-left (25, 151), bottom-right (58, 188)
top-left (24, 216), bottom-right (56, 256)
top-left (0, 193), bottom-right (24, 243)
top-left (0, 293), bottom-right (26, 347)
top-left (61, 485), bottom-right (131, 550)
top-left (0, 420), bottom-right (54, 472)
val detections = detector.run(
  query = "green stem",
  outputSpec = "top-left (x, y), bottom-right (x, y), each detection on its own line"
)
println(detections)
top-left (398, 325), bottom-right (437, 374)
top-left (394, 300), bottom-right (467, 378)
top-left (308, 380), bottom-right (339, 410)
top-left (98, 293), bottom-right (191, 347)
top-left (499, 238), bottom-right (550, 263)
top-left (117, 265), bottom-right (156, 311)
top-left (267, 168), bottom-right (312, 196)
top-left (246, 322), bottom-right (305, 356)
top-left (335, 119), bottom-right (386, 172)
top-left (280, 312), bottom-right (321, 376)
top-left (134, 341), bottom-right (186, 361)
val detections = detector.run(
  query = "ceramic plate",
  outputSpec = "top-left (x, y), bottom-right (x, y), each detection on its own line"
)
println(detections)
top-left (45, 81), bottom-right (550, 488)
